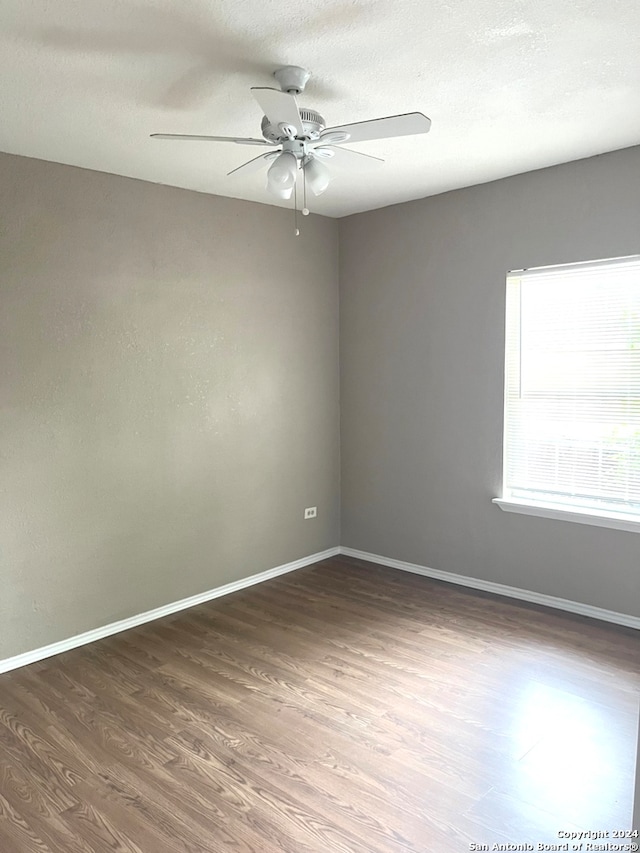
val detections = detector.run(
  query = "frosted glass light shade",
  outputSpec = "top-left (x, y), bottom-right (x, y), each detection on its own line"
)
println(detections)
top-left (304, 157), bottom-right (331, 196)
top-left (269, 186), bottom-right (294, 200)
top-left (267, 152), bottom-right (297, 196)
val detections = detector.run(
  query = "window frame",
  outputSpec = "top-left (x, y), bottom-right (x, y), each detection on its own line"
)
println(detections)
top-left (494, 255), bottom-right (640, 534)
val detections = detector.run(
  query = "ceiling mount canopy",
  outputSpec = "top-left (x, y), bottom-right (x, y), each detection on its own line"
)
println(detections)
top-left (272, 65), bottom-right (311, 95)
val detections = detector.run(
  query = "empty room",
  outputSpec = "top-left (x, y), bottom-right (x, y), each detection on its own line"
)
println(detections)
top-left (1, 1), bottom-right (639, 851)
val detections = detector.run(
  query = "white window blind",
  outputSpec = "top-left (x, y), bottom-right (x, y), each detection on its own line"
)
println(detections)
top-left (503, 255), bottom-right (640, 516)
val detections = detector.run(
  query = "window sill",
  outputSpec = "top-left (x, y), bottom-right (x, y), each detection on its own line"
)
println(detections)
top-left (492, 497), bottom-right (640, 534)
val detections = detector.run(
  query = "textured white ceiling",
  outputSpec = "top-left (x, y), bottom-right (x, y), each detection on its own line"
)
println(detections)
top-left (1, 0), bottom-right (639, 218)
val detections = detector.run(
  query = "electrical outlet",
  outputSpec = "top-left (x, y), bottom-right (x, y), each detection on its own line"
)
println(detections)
top-left (304, 506), bottom-right (317, 519)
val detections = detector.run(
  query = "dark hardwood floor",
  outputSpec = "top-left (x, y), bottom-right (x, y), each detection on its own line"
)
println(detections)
top-left (0, 555), bottom-right (638, 852)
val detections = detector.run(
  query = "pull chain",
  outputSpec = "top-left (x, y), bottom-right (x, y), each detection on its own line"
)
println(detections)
top-left (302, 169), bottom-right (309, 217)
top-left (293, 167), bottom-right (300, 236)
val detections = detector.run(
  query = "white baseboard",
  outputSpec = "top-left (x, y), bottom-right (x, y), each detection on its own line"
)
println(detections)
top-left (340, 547), bottom-right (640, 630)
top-left (3, 543), bottom-right (636, 675)
top-left (0, 547), bottom-right (340, 675)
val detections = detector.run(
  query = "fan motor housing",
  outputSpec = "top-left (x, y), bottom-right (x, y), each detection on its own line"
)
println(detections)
top-left (261, 108), bottom-right (326, 143)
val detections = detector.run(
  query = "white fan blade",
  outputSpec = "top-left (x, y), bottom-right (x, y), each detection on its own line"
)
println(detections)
top-left (151, 134), bottom-right (273, 146)
top-left (227, 151), bottom-right (280, 176)
top-left (313, 146), bottom-right (384, 170)
top-left (320, 112), bottom-right (431, 145)
top-left (250, 87), bottom-right (304, 136)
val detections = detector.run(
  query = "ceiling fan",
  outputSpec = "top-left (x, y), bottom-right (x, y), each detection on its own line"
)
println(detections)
top-left (151, 66), bottom-right (431, 202)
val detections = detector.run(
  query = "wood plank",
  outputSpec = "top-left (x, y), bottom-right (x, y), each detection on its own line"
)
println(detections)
top-left (1, 556), bottom-right (637, 851)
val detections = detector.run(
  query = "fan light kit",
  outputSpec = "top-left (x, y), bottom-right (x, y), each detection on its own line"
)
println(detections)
top-left (152, 66), bottom-right (431, 234)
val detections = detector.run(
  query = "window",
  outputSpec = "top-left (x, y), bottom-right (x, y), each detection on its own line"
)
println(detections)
top-left (494, 255), bottom-right (640, 532)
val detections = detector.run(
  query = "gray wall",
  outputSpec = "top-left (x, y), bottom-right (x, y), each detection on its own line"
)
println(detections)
top-left (3, 142), bottom-right (639, 662)
top-left (0, 153), bottom-right (340, 660)
top-left (340, 145), bottom-right (640, 619)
